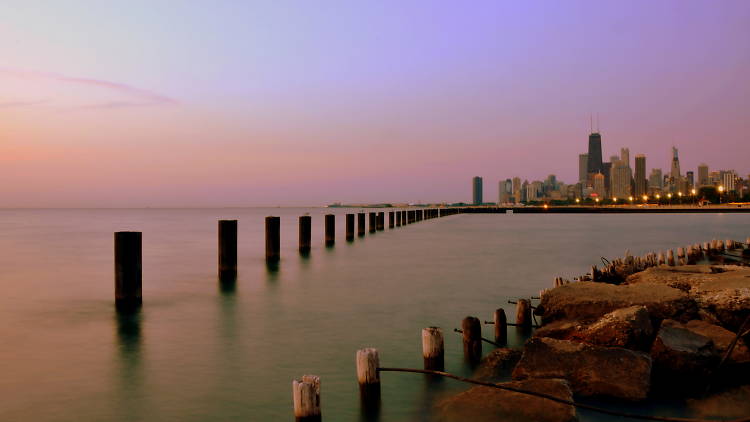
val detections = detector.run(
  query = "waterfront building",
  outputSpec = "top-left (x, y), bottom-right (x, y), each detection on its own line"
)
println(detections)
top-left (587, 132), bottom-right (603, 177)
top-left (610, 159), bottom-right (632, 199)
top-left (669, 146), bottom-right (681, 192)
top-left (649, 168), bottom-right (663, 193)
top-left (698, 164), bottom-right (709, 187)
top-left (498, 179), bottom-right (513, 204)
top-left (723, 171), bottom-right (737, 192)
top-left (709, 171), bottom-right (722, 186)
top-left (512, 177), bottom-right (522, 203)
top-left (472, 176), bottom-right (483, 205)
top-left (592, 173), bottom-right (606, 198)
top-left (521, 180), bottom-right (529, 202)
top-left (634, 154), bottom-right (647, 196)
top-left (686, 171), bottom-right (694, 190)
top-left (602, 161), bottom-right (612, 193)
top-left (620, 147), bottom-right (630, 169)
top-left (579, 154), bottom-right (588, 184)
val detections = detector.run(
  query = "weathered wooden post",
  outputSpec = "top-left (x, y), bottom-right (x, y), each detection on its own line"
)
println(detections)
top-left (115, 231), bottom-right (142, 311)
top-left (677, 247), bottom-right (685, 265)
top-left (299, 216), bottom-right (311, 254)
top-left (422, 327), bottom-right (444, 371)
top-left (218, 220), bottom-right (237, 278)
top-left (324, 214), bottom-right (335, 246)
top-left (377, 212), bottom-right (385, 231)
top-left (345, 214), bottom-right (354, 241)
top-left (292, 375), bottom-right (321, 422)
top-left (369, 212), bottom-right (377, 233)
top-left (461, 316), bottom-right (482, 364)
top-left (396, 211), bottom-right (402, 227)
top-left (356, 348), bottom-right (380, 411)
top-left (388, 211), bottom-right (395, 229)
top-left (726, 239), bottom-right (735, 250)
top-left (667, 249), bottom-right (675, 266)
top-left (265, 216), bottom-right (280, 263)
top-left (357, 213), bottom-right (365, 237)
top-left (494, 308), bottom-right (507, 345)
top-left (516, 299), bottom-right (532, 332)
top-left (658, 251), bottom-right (665, 265)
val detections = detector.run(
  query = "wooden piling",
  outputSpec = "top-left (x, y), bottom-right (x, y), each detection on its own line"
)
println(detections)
top-left (292, 375), bottom-right (321, 422)
top-left (299, 216), bottom-right (312, 253)
top-left (324, 214), bottom-right (335, 246)
top-left (396, 211), bottom-right (402, 227)
top-left (422, 327), bottom-right (444, 371)
top-left (369, 212), bottom-right (377, 233)
top-left (345, 214), bottom-right (354, 241)
top-left (516, 299), bottom-right (532, 332)
top-left (388, 211), bottom-right (395, 229)
top-left (265, 216), bottom-right (280, 262)
top-left (667, 249), bottom-right (675, 266)
top-left (377, 212), bottom-right (385, 231)
top-left (356, 348), bottom-right (381, 410)
top-left (493, 308), bottom-right (507, 345)
top-left (218, 220), bottom-right (237, 278)
top-left (658, 251), bottom-right (665, 265)
top-left (115, 231), bottom-right (142, 311)
top-left (677, 247), bottom-right (685, 265)
top-left (357, 213), bottom-right (365, 237)
top-left (461, 316), bottom-right (482, 364)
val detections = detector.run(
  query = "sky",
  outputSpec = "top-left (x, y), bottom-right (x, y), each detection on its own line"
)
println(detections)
top-left (1, 0), bottom-right (749, 207)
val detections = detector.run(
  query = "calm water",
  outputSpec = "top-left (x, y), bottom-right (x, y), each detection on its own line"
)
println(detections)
top-left (0, 209), bottom-right (747, 422)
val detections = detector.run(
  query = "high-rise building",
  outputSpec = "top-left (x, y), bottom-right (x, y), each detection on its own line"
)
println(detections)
top-left (610, 160), bottom-right (632, 199)
top-left (587, 132), bottom-right (603, 177)
top-left (723, 171), bottom-right (737, 192)
top-left (498, 179), bottom-right (513, 204)
top-left (634, 154), bottom-right (647, 196)
top-left (698, 164), bottom-right (709, 187)
top-left (578, 154), bottom-right (588, 184)
top-left (686, 171), bottom-right (694, 190)
top-left (620, 148), bottom-right (630, 169)
top-left (592, 173), bottom-right (606, 198)
top-left (512, 177), bottom-right (522, 203)
top-left (669, 146), bottom-right (681, 192)
top-left (649, 168), bottom-right (663, 193)
top-left (472, 176), bottom-right (483, 205)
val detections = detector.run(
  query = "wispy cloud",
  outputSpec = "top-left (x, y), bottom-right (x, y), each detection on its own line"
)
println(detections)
top-left (0, 68), bottom-right (179, 110)
top-left (0, 99), bottom-right (49, 108)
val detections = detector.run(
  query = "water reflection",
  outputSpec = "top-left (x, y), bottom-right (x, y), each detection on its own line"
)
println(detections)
top-left (265, 260), bottom-right (280, 281)
top-left (218, 273), bottom-right (237, 295)
top-left (358, 384), bottom-right (381, 422)
top-left (114, 308), bottom-right (144, 419)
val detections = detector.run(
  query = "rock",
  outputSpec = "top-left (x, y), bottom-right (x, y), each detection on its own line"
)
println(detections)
top-left (574, 305), bottom-right (654, 350)
top-left (435, 378), bottom-right (577, 422)
top-left (512, 337), bottom-right (651, 401)
top-left (650, 319), bottom-right (719, 394)
top-left (685, 319), bottom-right (750, 363)
top-left (537, 282), bottom-right (696, 325)
top-left (687, 385), bottom-right (750, 420)
top-left (473, 348), bottom-right (522, 381)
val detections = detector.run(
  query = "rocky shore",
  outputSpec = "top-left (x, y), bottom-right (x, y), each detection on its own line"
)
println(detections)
top-left (437, 242), bottom-right (750, 421)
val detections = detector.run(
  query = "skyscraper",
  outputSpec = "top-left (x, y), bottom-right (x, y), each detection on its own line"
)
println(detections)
top-left (670, 147), bottom-right (681, 179)
top-left (610, 159), bottom-right (632, 199)
top-left (634, 154), bottom-right (646, 196)
top-left (649, 168), bottom-right (663, 193)
top-left (587, 132), bottom-right (603, 176)
top-left (593, 173), bottom-right (606, 198)
top-left (698, 164), bottom-right (709, 187)
top-left (578, 154), bottom-right (588, 184)
top-left (498, 179), bottom-right (512, 204)
top-left (472, 176), bottom-right (483, 205)
top-left (620, 147), bottom-right (630, 169)
top-left (686, 171), bottom-right (694, 190)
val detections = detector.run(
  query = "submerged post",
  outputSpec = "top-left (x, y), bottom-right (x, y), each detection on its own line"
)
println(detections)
top-left (299, 216), bottom-right (312, 254)
top-left (396, 211), bottom-right (402, 227)
top-left (218, 220), bottom-right (237, 278)
top-left (461, 316), bottom-right (482, 364)
top-left (377, 212), bottom-right (385, 231)
top-left (516, 299), bottom-right (532, 332)
top-left (422, 327), bottom-right (445, 371)
top-left (369, 212), bottom-right (377, 233)
top-left (388, 211), bottom-right (395, 229)
top-left (115, 231), bottom-right (142, 311)
top-left (494, 308), bottom-right (507, 345)
top-left (292, 375), bottom-right (321, 422)
top-left (265, 216), bottom-right (280, 263)
top-left (356, 348), bottom-right (381, 411)
top-left (346, 213), bottom-right (355, 241)
top-left (324, 214), bottom-right (335, 246)
top-left (357, 213), bottom-right (365, 237)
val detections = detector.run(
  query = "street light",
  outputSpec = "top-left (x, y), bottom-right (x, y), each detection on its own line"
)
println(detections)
top-left (642, 195), bottom-right (648, 204)
top-left (718, 186), bottom-right (725, 205)
top-left (575, 198), bottom-right (580, 204)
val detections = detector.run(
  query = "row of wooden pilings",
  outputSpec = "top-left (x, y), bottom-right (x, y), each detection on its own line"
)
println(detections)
top-left (114, 208), bottom-right (463, 311)
top-left (291, 300), bottom-right (535, 421)
top-left (550, 237), bottom-right (750, 286)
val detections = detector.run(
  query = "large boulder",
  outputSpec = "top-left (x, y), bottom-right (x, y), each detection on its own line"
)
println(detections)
top-left (684, 319), bottom-right (750, 364)
top-left (512, 337), bottom-right (651, 401)
top-left (473, 348), bottom-right (522, 381)
top-left (435, 378), bottom-right (577, 422)
top-left (537, 282), bottom-right (696, 324)
top-left (650, 319), bottom-right (719, 394)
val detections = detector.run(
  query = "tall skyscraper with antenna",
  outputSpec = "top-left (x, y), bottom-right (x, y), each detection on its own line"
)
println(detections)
top-left (586, 116), bottom-right (603, 178)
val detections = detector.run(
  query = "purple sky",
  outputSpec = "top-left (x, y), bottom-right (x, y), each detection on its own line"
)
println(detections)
top-left (1, 0), bottom-right (749, 206)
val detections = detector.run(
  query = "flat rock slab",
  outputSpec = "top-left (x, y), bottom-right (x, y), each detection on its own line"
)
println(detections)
top-left (436, 378), bottom-right (577, 422)
top-left (512, 337), bottom-right (652, 401)
top-left (473, 348), bottom-right (523, 381)
top-left (537, 281), bottom-right (696, 324)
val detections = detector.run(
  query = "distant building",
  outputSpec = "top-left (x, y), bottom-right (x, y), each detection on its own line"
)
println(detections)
top-left (634, 154), bottom-right (647, 196)
top-left (579, 154), bottom-right (588, 184)
top-left (498, 179), bottom-right (513, 204)
top-left (587, 132), bottom-right (603, 176)
top-left (698, 164), bottom-right (709, 187)
top-left (669, 147), bottom-right (681, 192)
top-left (472, 176), bottom-right (483, 205)
top-left (620, 147), bottom-right (630, 169)
top-left (512, 177), bottom-right (522, 203)
top-left (649, 168), bottom-right (663, 193)
top-left (686, 171), bottom-right (694, 190)
top-left (592, 173), bottom-right (606, 198)
top-left (610, 160), bottom-right (632, 199)
top-left (723, 171), bottom-right (737, 192)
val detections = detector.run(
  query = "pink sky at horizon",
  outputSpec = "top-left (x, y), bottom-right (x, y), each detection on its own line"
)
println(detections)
top-left (1, 1), bottom-right (749, 207)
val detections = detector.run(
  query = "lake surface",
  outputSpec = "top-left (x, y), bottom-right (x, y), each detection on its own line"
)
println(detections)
top-left (1, 209), bottom-right (747, 421)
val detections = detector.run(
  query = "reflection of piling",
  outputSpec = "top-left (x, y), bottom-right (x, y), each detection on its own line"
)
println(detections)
top-left (299, 216), bottom-right (312, 253)
top-left (369, 213), bottom-right (377, 233)
top-left (461, 316), bottom-right (482, 364)
top-left (115, 231), bottom-right (142, 311)
top-left (346, 214), bottom-right (355, 241)
top-left (388, 211), bottom-right (395, 229)
top-left (218, 220), bottom-right (237, 278)
top-left (377, 212), bottom-right (385, 231)
top-left (292, 375), bottom-right (321, 422)
top-left (265, 216), bottom-right (280, 263)
top-left (356, 348), bottom-right (381, 413)
top-left (325, 214), bottom-right (335, 246)
top-left (494, 308), bottom-right (507, 345)
top-left (422, 327), bottom-right (444, 371)
top-left (357, 213), bottom-right (365, 237)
